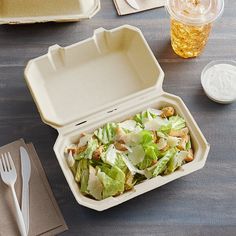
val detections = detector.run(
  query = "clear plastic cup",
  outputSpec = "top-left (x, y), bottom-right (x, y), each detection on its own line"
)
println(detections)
top-left (166, 0), bottom-right (224, 58)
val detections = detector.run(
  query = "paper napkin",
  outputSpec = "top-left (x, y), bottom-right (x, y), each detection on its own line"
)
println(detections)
top-left (113, 0), bottom-right (165, 15)
top-left (0, 139), bottom-right (67, 236)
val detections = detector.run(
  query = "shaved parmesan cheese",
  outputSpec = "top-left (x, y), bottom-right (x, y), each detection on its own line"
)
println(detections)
top-left (167, 136), bottom-right (181, 147)
top-left (148, 108), bottom-right (163, 116)
top-left (67, 151), bottom-right (75, 167)
top-left (104, 144), bottom-right (118, 166)
top-left (123, 132), bottom-right (141, 146)
top-left (133, 126), bottom-right (143, 133)
top-left (156, 132), bottom-right (167, 138)
top-left (119, 120), bottom-right (137, 131)
top-left (156, 138), bottom-right (168, 150)
top-left (87, 166), bottom-right (103, 200)
top-left (176, 151), bottom-right (189, 166)
top-left (128, 145), bottom-right (145, 165)
top-left (122, 155), bottom-right (144, 175)
top-left (144, 117), bottom-right (168, 131)
top-left (64, 144), bottom-right (77, 154)
top-left (78, 134), bottom-right (93, 147)
top-left (122, 155), bottom-right (152, 179)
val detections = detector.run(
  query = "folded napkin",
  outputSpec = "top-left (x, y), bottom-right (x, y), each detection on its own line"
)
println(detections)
top-left (0, 139), bottom-right (68, 236)
top-left (113, 0), bottom-right (165, 15)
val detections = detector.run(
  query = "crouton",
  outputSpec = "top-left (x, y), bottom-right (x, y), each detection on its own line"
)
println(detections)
top-left (185, 149), bottom-right (194, 162)
top-left (169, 127), bottom-right (189, 137)
top-left (161, 106), bottom-right (175, 118)
top-left (177, 135), bottom-right (190, 150)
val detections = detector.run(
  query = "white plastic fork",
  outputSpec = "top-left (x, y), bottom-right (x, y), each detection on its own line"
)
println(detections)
top-left (0, 152), bottom-right (27, 236)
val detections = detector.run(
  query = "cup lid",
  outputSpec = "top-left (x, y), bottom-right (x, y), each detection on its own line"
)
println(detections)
top-left (166, 0), bottom-right (224, 25)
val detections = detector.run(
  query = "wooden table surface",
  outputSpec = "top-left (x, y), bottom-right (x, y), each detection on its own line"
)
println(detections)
top-left (0, 0), bottom-right (235, 235)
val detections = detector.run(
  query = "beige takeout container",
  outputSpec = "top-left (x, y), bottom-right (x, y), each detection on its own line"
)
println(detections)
top-left (0, 0), bottom-right (100, 24)
top-left (24, 25), bottom-right (210, 211)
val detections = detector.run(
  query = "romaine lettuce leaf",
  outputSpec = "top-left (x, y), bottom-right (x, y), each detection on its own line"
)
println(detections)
top-left (75, 161), bottom-right (81, 183)
top-left (152, 149), bottom-right (177, 177)
top-left (97, 166), bottom-right (125, 199)
top-left (94, 123), bottom-right (117, 144)
top-left (186, 140), bottom-right (192, 150)
top-left (115, 154), bottom-right (128, 173)
top-left (139, 130), bottom-right (153, 144)
top-left (168, 116), bottom-right (186, 130)
top-left (137, 131), bottom-right (160, 169)
top-left (133, 113), bottom-right (143, 125)
top-left (158, 123), bottom-right (172, 134)
top-left (165, 151), bottom-right (188, 174)
top-left (133, 110), bottom-right (157, 125)
top-left (138, 143), bottom-right (159, 169)
top-left (78, 159), bottom-right (89, 193)
top-left (75, 138), bottom-right (98, 160)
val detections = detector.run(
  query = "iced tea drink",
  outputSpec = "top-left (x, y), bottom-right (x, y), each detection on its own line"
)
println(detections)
top-left (166, 0), bottom-right (224, 58)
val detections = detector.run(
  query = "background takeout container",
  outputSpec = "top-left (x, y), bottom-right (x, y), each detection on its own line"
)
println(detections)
top-left (0, 0), bottom-right (100, 24)
top-left (25, 25), bottom-right (210, 211)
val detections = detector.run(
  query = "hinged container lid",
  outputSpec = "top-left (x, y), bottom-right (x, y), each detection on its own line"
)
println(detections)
top-left (0, 0), bottom-right (100, 24)
top-left (25, 25), bottom-right (164, 128)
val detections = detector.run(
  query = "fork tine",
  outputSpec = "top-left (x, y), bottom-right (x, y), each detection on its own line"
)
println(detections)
top-left (1, 154), bottom-right (7, 171)
top-left (4, 153), bottom-right (10, 171)
top-left (7, 152), bottom-right (15, 172)
top-left (0, 157), bottom-right (3, 172)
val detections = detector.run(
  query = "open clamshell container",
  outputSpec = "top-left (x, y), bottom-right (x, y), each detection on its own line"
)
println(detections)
top-left (0, 0), bottom-right (100, 24)
top-left (25, 25), bottom-right (210, 211)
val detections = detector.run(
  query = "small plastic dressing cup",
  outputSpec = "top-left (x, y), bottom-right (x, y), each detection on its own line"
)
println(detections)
top-left (201, 60), bottom-right (236, 104)
top-left (166, 0), bottom-right (224, 58)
